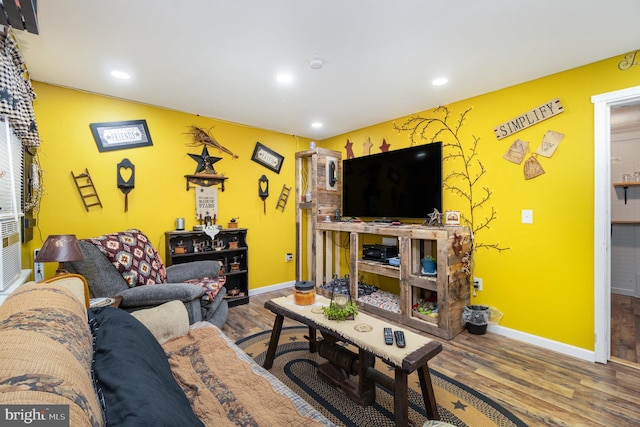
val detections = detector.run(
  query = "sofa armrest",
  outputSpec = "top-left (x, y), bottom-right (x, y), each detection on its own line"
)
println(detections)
top-left (117, 283), bottom-right (205, 308)
top-left (165, 260), bottom-right (221, 283)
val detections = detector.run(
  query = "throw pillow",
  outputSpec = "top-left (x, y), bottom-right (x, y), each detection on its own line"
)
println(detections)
top-left (131, 300), bottom-right (189, 344)
top-left (85, 229), bottom-right (167, 287)
top-left (89, 307), bottom-right (203, 426)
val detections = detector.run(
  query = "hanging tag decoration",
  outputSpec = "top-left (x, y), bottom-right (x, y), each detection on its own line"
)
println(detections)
top-left (523, 155), bottom-right (545, 180)
top-left (535, 130), bottom-right (564, 158)
top-left (258, 174), bottom-right (269, 214)
top-left (117, 158), bottom-right (135, 212)
top-left (503, 139), bottom-right (529, 165)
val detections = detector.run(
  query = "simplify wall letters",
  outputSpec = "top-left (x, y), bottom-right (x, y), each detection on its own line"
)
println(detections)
top-left (494, 98), bottom-right (564, 140)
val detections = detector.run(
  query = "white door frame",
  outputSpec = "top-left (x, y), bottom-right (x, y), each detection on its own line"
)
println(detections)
top-left (592, 85), bottom-right (640, 363)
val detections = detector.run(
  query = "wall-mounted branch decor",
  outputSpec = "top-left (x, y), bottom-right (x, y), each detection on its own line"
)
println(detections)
top-left (90, 120), bottom-right (153, 152)
top-left (394, 106), bottom-right (509, 273)
top-left (186, 126), bottom-right (238, 159)
top-left (493, 98), bottom-right (564, 140)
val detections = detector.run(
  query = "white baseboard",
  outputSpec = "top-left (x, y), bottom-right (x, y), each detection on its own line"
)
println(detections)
top-left (487, 324), bottom-right (595, 362)
top-left (248, 282), bottom-right (597, 363)
top-left (249, 281), bottom-right (295, 296)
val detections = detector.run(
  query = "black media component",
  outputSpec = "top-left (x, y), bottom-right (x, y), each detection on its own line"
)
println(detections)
top-left (342, 142), bottom-right (442, 219)
top-left (384, 327), bottom-right (394, 345)
top-left (394, 330), bottom-right (406, 348)
top-left (362, 244), bottom-right (399, 261)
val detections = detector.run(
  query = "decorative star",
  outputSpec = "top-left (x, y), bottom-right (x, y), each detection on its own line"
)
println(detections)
top-left (427, 209), bottom-right (442, 227)
top-left (379, 138), bottom-right (390, 152)
top-left (363, 137), bottom-right (372, 155)
top-left (345, 139), bottom-right (354, 159)
top-left (189, 146), bottom-right (221, 174)
top-left (452, 400), bottom-right (468, 411)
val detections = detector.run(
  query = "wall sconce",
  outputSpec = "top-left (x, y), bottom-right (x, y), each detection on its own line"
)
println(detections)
top-left (34, 234), bottom-right (85, 276)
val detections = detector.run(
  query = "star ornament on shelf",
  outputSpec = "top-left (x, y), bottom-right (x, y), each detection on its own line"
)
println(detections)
top-left (189, 146), bottom-right (222, 175)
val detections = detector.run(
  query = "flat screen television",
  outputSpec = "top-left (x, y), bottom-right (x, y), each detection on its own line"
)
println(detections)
top-left (342, 142), bottom-right (442, 220)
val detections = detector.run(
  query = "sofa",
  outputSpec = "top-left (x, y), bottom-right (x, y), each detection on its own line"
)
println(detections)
top-left (66, 229), bottom-right (228, 328)
top-left (0, 282), bottom-right (334, 426)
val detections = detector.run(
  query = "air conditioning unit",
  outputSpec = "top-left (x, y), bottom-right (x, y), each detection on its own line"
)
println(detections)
top-left (0, 116), bottom-right (24, 290)
top-left (1, 220), bottom-right (20, 291)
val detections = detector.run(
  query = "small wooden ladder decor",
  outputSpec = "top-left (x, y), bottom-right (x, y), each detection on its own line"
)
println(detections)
top-left (71, 168), bottom-right (103, 211)
top-left (276, 184), bottom-right (291, 211)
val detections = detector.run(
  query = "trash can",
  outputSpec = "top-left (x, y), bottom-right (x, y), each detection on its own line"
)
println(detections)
top-left (462, 305), bottom-right (489, 335)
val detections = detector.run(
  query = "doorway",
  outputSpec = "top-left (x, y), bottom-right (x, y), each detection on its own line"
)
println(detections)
top-left (593, 85), bottom-right (640, 364)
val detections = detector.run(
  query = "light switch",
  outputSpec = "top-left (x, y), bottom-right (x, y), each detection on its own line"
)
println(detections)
top-left (522, 209), bottom-right (533, 224)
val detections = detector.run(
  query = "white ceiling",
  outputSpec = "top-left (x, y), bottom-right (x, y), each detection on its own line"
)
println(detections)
top-left (13, 0), bottom-right (640, 140)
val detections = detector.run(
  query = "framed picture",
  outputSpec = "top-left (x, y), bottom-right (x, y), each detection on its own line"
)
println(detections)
top-left (90, 120), bottom-right (153, 152)
top-left (445, 210), bottom-right (461, 225)
top-left (251, 142), bottom-right (284, 173)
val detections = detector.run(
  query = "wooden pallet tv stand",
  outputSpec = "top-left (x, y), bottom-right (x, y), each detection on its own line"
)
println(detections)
top-left (314, 221), bottom-right (472, 340)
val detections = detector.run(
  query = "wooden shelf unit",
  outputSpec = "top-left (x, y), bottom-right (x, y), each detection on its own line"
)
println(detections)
top-left (165, 228), bottom-right (249, 307)
top-left (295, 148), bottom-right (341, 282)
top-left (314, 221), bottom-right (472, 340)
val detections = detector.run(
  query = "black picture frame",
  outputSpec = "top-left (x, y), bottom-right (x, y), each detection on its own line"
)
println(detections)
top-left (251, 142), bottom-right (284, 173)
top-left (90, 119), bottom-right (153, 152)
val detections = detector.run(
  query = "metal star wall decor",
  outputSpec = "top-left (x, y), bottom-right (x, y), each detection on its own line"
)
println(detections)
top-left (189, 146), bottom-right (221, 174)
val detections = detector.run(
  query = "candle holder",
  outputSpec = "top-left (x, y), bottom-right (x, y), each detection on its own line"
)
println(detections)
top-left (324, 280), bottom-right (357, 321)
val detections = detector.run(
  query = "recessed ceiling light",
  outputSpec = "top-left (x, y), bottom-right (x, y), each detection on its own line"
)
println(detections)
top-left (276, 73), bottom-right (293, 84)
top-left (311, 122), bottom-right (323, 129)
top-left (432, 77), bottom-right (448, 86)
top-left (111, 70), bottom-right (130, 80)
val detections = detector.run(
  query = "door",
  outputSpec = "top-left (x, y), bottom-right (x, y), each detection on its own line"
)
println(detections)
top-left (592, 85), bottom-right (640, 363)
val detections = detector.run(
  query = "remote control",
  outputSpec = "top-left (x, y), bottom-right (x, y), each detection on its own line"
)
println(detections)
top-left (383, 327), bottom-right (394, 345)
top-left (394, 330), bottom-right (406, 348)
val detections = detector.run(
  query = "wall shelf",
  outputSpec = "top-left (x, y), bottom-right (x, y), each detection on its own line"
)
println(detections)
top-left (613, 182), bottom-right (640, 204)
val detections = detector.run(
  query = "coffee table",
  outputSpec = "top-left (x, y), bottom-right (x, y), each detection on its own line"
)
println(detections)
top-left (263, 295), bottom-right (442, 427)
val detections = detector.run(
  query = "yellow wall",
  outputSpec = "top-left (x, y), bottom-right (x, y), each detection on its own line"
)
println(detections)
top-left (22, 49), bottom-right (640, 351)
top-left (25, 82), bottom-right (310, 290)
top-left (319, 50), bottom-right (640, 350)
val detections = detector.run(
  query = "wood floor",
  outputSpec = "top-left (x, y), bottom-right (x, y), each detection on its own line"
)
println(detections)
top-left (611, 293), bottom-right (640, 364)
top-left (222, 289), bottom-right (640, 427)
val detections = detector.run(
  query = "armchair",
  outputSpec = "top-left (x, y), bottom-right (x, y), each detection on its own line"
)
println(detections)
top-left (66, 229), bottom-right (228, 328)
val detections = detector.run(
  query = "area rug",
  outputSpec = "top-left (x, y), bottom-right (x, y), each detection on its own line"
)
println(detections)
top-left (236, 326), bottom-right (527, 427)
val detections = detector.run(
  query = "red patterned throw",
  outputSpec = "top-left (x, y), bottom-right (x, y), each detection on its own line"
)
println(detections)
top-left (85, 229), bottom-right (167, 286)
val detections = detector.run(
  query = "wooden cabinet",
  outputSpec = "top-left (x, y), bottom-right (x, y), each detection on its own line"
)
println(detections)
top-left (165, 228), bottom-right (249, 307)
top-left (314, 222), bottom-right (471, 340)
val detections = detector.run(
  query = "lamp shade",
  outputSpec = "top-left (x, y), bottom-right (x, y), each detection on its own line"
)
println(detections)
top-left (35, 234), bottom-right (84, 263)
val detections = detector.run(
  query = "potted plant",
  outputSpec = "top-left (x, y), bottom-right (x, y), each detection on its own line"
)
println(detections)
top-left (322, 300), bottom-right (358, 321)
top-left (421, 255), bottom-right (436, 274)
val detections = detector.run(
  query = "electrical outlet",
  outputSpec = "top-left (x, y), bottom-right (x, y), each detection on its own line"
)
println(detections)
top-left (34, 248), bottom-right (44, 282)
top-left (285, 253), bottom-right (293, 262)
top-left (473, 277), bottom-right (483, 291)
